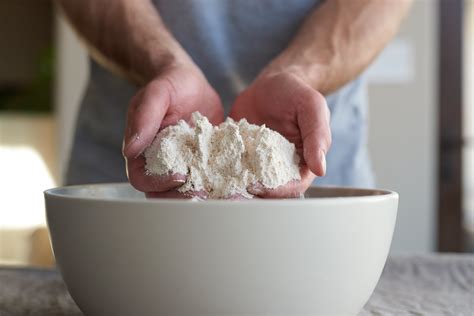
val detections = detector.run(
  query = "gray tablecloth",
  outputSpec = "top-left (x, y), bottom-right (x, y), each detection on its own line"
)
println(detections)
top-left (0, 254), bottom-right (472, 316)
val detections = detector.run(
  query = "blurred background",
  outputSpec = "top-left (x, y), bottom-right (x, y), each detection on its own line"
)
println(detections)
top-left (0, 0), bottom-right (472, 266)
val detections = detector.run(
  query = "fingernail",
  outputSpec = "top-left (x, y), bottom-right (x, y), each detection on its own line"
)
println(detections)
top-left (172, 179), bottom-right (186, 184)
top-left (249, 182), bottom-right (264, 194)
top-left (319, 149), bottom-right (326, 176)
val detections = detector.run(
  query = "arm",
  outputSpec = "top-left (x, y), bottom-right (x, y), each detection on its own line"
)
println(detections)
top-left (57, 0), bottom-right (224, 194)
top-left (231, 0), bottom-right (412, 197)
top-left (56, 0), bottom-right (190, 85)
top-left (265, 0), bottom-right (413, 94)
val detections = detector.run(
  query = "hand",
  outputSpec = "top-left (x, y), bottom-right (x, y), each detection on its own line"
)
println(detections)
top-left (229, 71), bottom-right (331, 198)
top-left (123, 63), bottom-right (224, 196)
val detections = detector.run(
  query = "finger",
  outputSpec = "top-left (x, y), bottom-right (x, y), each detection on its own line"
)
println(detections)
top-left (248, 181), bottom-right (300, 199)
top-left (202, 101), bottom-right (225, 126)
top-left (123, 80), bottom-right (172, 159)
top-left (193, 89), bottom-right (225, 126)
top-left (146, 190), bottom-right (208, 199)
top-left (126, 155), bottom-right (186, 192)
top-left (146, 191), bottom-right (255, 200)
top-left (249, 181), bottom-right (303, 199)
top-left (228, 91), bottom-right (261, 124)
top-left (297, 90), bottom-right (332, 177)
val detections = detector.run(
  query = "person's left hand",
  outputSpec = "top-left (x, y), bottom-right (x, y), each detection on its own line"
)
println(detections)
top-left (229, 70), bottom-right (332, 198)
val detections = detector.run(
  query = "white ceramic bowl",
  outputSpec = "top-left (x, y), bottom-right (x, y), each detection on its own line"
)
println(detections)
top-left (45, 183), bottom-right (398, 316)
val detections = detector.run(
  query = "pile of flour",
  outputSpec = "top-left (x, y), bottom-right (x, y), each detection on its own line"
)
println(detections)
top-left (144, 112), bottom-right (300, 198)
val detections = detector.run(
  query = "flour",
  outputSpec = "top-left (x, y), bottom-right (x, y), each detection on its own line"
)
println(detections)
top-left (144, 112), bottom-right (301, 198)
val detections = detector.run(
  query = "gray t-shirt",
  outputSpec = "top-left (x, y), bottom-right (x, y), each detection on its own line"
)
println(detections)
top-left (66, 0), bottom-right (374, 188)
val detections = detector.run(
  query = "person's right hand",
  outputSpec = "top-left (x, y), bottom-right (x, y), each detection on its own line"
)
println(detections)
top-left (122, 63), bottom-right (224, 197)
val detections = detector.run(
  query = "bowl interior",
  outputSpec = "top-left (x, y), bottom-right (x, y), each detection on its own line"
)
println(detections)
top-left (45, 183), bottom-right (393, 201)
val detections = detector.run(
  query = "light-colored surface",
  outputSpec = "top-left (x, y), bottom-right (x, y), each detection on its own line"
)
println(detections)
top-left (54, 11), bottom-right (89, 182)
top-left (54, 1), bottom-right (437, 252)
top-left (45, 183), bottom-right (397, 316)
top-left (367, 0), bottom-right (437, 252)
top-left (0, 114), bottom-right (57, 265)
top-left (361, 254), bottom-right (474, 316)
top-left (2, 254), bottom-right (472, 316)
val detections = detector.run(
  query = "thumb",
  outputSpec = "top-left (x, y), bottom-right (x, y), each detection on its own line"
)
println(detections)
top-left (123, 79), bottom-right (172, 158)
top-left (297, 91), bottom-right (331, 177)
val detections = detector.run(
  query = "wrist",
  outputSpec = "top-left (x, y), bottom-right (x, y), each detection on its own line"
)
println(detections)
top-left (144, 48), bottom-right (194, 83)
top-left (261, 55), bottom-right (330, 94)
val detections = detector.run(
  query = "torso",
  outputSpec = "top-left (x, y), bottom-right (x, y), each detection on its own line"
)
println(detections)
top-left (66, 0), bottom-right (374, 188)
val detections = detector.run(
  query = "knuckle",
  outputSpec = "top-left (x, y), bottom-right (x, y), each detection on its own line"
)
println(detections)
top-left (298, 89), bottom-right (318, 106)
top-left (148, 79), bottom-right (164, 92)
top-left (128, 89), bottom-right (145, 112)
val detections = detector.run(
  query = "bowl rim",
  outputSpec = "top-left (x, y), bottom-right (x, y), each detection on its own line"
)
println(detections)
top-left (44, 182), bottom-right (398, 206)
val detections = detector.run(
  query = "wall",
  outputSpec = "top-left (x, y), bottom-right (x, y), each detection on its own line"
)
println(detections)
top-left (0, 0), bottom-right (52, 86)
top-left (463, 0), bottom-right (474, 250)
top-left (54, 2), bottom-right (438, 252)
top-left (0, 0), bottom-right (57, 266)
top-left (367, 0), bottom-right (437, 252)
top-left (54, 12), bottom-right (89, 181)
top-left (0, 114), bottom-right (57, 265)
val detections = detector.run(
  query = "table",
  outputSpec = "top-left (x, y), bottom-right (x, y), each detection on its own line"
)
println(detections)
top-left (0, 254), bottom-right (472, 316)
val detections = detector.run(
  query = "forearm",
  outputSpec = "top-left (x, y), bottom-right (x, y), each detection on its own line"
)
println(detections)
top-left (57, 0), bottom-right (191, 85)
top-left (265, 0), bottom-right (412, 94)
